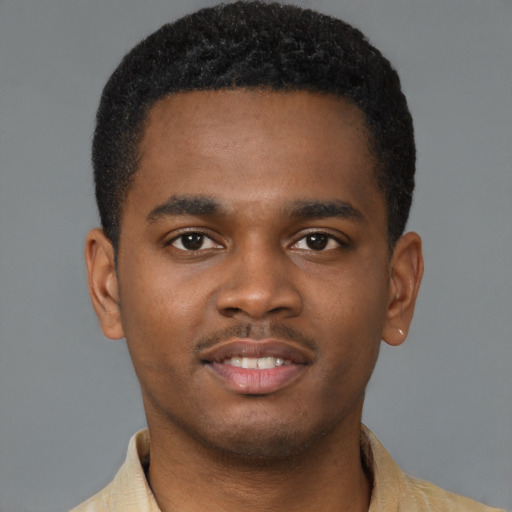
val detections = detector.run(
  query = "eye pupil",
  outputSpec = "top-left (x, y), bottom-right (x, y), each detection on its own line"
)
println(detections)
top-left (306, 234), bottom-right (328, 250)
top-left (182, 233), bottom-right (204, 250)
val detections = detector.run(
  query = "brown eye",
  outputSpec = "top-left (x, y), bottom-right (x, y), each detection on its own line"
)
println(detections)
top-left (292, 232), bottom-right (344, 252)
top-left (170, 233), bottom-right (220, 251)
top-left (181, 233), bottom-right (204, 250)
top-left (305, 234), bottom-right (329, 251)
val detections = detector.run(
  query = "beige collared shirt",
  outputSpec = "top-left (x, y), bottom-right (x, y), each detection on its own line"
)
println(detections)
top-left (71, 426), bottom-right (505, 512)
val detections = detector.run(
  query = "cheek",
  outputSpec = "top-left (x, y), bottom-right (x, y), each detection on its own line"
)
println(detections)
top-left (117, 260), bottom-right (211, 368)
top-left (306, 262), bottom-right (389, 381)
top-left (120, 252), bottom-right (209, 323)
top-left (312, 302), bottom-right (382, 415)
top-left (310, 258), bottom-right (390, 335)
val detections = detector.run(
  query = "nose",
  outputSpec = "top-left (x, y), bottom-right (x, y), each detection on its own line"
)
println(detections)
top-left (215, 242), bottom-right (303, 321)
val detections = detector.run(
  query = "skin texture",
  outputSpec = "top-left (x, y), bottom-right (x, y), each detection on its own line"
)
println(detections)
top-left (86, 90), bottom-right (423, 512)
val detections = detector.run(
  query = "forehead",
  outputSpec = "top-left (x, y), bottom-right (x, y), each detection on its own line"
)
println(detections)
top-left (129, 89), bottom-right (384, 223)
top-left (139, 89), bottom-right (372, 164)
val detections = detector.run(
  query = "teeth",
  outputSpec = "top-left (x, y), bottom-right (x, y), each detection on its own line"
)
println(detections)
top-left (226, 356), bottom-right (286, 369)
top-left (242, 357), bottom-right (258, 369)
top-left (257, 357), bottom-right (277, 369)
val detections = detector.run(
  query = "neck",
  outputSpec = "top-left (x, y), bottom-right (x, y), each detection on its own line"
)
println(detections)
top-left (146, 412), bottom-right (371, 512)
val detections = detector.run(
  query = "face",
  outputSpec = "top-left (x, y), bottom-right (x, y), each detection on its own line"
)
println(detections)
top-left (87, 90), bottom-right (422, 459)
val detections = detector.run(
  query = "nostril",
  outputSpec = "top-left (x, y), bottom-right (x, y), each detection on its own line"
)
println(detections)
top-left (221, 306), bottom-right (243, 318)
top-left (269, 306), bottom-right (289, 314)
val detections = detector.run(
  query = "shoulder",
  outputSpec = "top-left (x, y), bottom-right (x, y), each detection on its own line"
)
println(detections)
top-left (361, 425), bottom-right (506, 512)
top-left (69, 429), bottom-right (155, 512)
top-left (400, 473), bottom-right (507, 512)
top-left (69, 481), bottom-right (115, 512)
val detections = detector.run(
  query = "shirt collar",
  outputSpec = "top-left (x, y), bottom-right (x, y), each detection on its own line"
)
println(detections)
top-left (113, 425), bottom-right (403, 511)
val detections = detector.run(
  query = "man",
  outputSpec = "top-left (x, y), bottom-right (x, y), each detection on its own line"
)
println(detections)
top-left (73, 2), bottom-right (504, 511)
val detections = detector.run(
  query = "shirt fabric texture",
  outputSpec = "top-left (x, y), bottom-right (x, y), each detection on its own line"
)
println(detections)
top-left (71, 426), bottom-right (505, 512)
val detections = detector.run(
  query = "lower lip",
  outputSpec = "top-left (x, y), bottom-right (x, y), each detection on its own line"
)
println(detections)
top-left (207, 362), bottom-right (306, 395)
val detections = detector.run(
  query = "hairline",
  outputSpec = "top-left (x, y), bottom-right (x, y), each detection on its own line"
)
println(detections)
top-left (113, 86), bottom-right (391, 254)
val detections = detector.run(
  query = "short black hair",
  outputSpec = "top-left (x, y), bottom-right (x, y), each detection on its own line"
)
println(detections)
top-left (93, 1), bottom-right (415, 249)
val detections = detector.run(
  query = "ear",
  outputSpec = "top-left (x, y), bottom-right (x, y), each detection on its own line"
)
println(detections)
top-left (382, 231), bottom-right (424, 346)
top-left (85, 228), bottom-right (124, 340)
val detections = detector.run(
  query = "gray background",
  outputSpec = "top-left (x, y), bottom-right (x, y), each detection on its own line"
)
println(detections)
top-left (0, 0), bottom-right (511, 511)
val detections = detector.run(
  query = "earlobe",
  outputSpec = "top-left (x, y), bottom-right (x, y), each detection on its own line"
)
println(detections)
top-left (382, 232), bottom-right (424, 347)
top-left (85, 228), bottom-right (125, 340)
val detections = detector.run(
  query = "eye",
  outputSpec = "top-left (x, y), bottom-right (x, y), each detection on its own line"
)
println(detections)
top-left (292, 233), bottom-right (344, 251)
top-left (169, 232), bottom-right (221, 251)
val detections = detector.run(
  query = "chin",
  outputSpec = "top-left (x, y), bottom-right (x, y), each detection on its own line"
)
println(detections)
top-left (187, 411), bottom-right (338, 463)
top-left (211, 428), bottom-right (314, 460)
top-left (147, 389), bottom-right (360, 462)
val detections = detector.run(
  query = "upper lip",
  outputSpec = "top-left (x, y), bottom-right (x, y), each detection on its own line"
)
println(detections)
top-left (199, 339), bottom-right (315, 365)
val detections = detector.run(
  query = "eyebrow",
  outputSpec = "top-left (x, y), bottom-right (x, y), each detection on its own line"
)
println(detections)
top-left (146, 195), bottom-right (363, 223)
top-left (290, 200), bottom-right (364, 222)
top-left (146, 195), bottom-right (223, 222)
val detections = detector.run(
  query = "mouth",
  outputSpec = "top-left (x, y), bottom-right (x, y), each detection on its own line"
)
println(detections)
top-left (199, 339), bottom-right (313, 395)
top-left (223, 356), bottom-right (292, 369)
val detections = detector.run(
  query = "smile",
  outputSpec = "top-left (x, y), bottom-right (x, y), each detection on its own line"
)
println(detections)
top-left (200, 339), bottom-right (313, 395)
top-left (223, 356), bottom-right (291, 369)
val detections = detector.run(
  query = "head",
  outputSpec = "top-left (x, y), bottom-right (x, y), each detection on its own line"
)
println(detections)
top-left (86, 2), bottom-right (423, 461)
top-left (93, 0), bottom-right (415, 252)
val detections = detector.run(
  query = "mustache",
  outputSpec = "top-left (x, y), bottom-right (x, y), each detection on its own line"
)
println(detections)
top-left (194, 323), bottom-right (318, 354)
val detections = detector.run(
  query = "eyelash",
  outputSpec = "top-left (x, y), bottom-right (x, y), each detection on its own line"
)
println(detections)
top-left (165, 231), bottom-right (222, 252)
top-left (165, 230), bottom-right (348, 253)
top-left (291, 232), bottom-right (348, 251)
